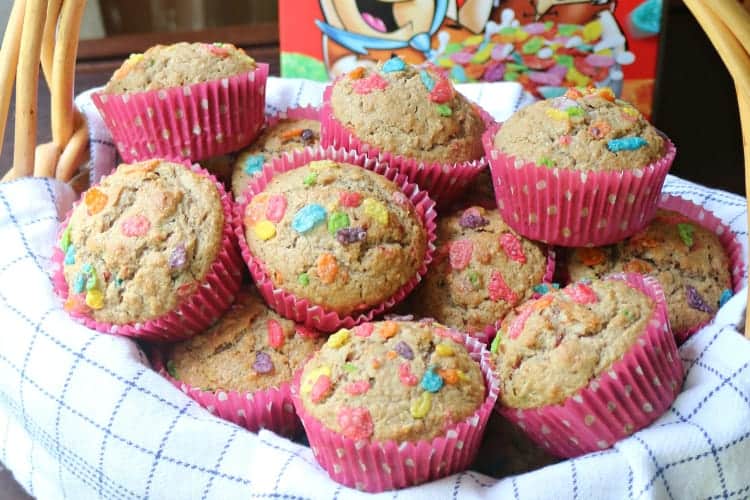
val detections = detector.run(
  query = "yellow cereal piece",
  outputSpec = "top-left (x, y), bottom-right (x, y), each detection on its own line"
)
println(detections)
top-left (127, 53), bottom-right (144, 66)
top-left (435, 343), bottom-right (454, 357)
top-left (302, 366), bottom-right (331, 395)
top-left (566, 67), bottom-right (591, 87)
top-left (463, 34), bottom-right (484, 46)
top-left (327, 328), bottom-right (351, 349)
top-left (622, 106), bottom-right (641, 118)
top-left (309, 160), bottom-right (339, 171)
top-left (437, 58), bottom-right (454, 68)
top-left (471, 44), bottom-right (493, 64)
top-left (595, 48), bottom-right (613, 56)
top-left (253, 220), bottom-right (276, 240)
top-left (515, 30), bottom-right (530, 42)
top-left (545, 108), bottom-right (570, 121)
top-left (583, 20), bottom-right (602, 42)
top-left (410, 392), bottom-right (432, 419)
top-left (85, 289), bottom-right (104, 310)
top-left (362, 198), bottom-right (389, 225)
top-left (456, 370), bottom-right (470, 382)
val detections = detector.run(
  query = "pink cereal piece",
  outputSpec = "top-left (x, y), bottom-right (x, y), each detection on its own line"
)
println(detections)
top-left (345, 380), bottom-right (371, 396)
top-left (391, 191), bottom-right (409, 207)
top-left (267, 319), bottom-right (285, 349)
top-left (491, 43), bottom-right (513, 61)
top-left (354, 323), bottom-right (374, 337)
top-left (559, 135), bottom-right (572, 146)
top-left (508, 305), bottom-right (535, 339)
top-left (585, 54), bottom-right (615, 68)
top-left (265, 194), bottom-right (287, 223)
top-left (337, 407), bottom-right (374, 440)
top-left (449, 239), bottom-right (473, 271)
top-left (311, 375), bottom-right (332, 403)
top-left (489, 270), bottom-right (518, 303)
top-left (564, 283), bottom-right (599, 304)
top-left (523, 22), bottom-right (548, 35)
top-left (121, 215), bottom-right (151, 237)
top-left (529, 70), bottom-right (564, 86)
top-left (499, 232), bottom-right (526, 263)
top-left (339, 190), bottom-right (363, 208)
top-left (352, 73), bottom-right (389, 95)
top-left (399, 362), bottom-right (418, 386)
top-left (450, 51), bottom-right (474, 64)
top-left (205, 43), bottom-right (230, 57)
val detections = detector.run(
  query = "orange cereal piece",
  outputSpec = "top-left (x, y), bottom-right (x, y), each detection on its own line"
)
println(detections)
top-left (439, 369), bottom-right (459, 385)
top-left (588, 121), bottom-right (611, 139)
top-left (84, 188), bottom-right (108, 215)
top-left (280, 128), bottom-right (303, 142)
top-left (623, 260), bottom-right (654, 274)
top-left (578, 247), bottom-right (606, 266)
top-left (464, 63), bottom-right (485, 80)
top-left (565, 88), bottom-right (583, 100)
top-left (371, 358), bottom-right (382, 369)
top-left (386, 350), bottom-right (398, 360)
top-left (348, 67), bottom-right (365, 79)
top-left (316, 253), bottom-right (338, 284)
top-left (379, 321), bottom-right (399, 339)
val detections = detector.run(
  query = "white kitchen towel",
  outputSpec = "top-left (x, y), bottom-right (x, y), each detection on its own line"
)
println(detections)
top-left (0, 79), bottom-right (747, 500)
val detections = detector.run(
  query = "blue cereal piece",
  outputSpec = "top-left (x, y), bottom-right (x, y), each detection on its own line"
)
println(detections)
top-left (72, 273), bottom-right (86, 294)
top-left (64, 246), bottom-right (75, 265)
top-left (719, 288), bottom-right (733, 307)
top-left (382, 57), bottom-right (406, 73)
top-left (420, 70), bottom-right (435, 91)
top-left (420, 367), bottom-right (444, 393)
top-left (292, 204), bottom-right (327, 233)
top-left (450, 65), bottom-right (468, 83)
top-left (244, 154), bottom-right (265, 176)
top-left (607, 137), bottom-right (647, 152)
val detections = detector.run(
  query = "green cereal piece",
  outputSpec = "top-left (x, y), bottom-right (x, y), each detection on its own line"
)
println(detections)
top-left (298, 273), bottom-right (310, 286)
top-left (343, 363), bottom-right (358, 373)
top-left (677, 223), bottom-right (694, 248)
top-left (499, 26), bottom-right (517, 36)
top-left (522, 37), bottom-right (544, 55)
top-left (554, 54), bottom-right (574, 68)
top-left (504, 72), bottom-right (520, 82)
top-left (280, 52), bottom-right (329, 81)
top-left (468, 270), bottom-right (480, 288)
top-left (303, 172), bottom-right (318, 187)
top-left (505, 63), bottom-right (527, 73)
top-left (566, 107), bottom-right (584, 117)
top-left (558, 24), bottom-right (580, 37)
top-left (166, 360), bottom-right (178, 378)
top-left (328, 211), bottom-right (350, 235)
top-left (60, 226), bottom-right (71, 252)
top-left (538, 157), bottom-right (556, 168)
top-left (444, 42), bottom-right (463, 55)
top-left (490, 331), bottom-right (503, 354)
top-left (436, 104), bottom-right (453, 116)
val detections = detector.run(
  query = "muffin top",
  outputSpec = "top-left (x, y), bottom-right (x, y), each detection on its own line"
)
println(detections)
top-left (299, 320), bottom-right (485, 442)
top-left (167, 290), bottom-right (323, 392)
top-left (231, 118), bottom-right (321, 198)
top-left (493, 278), bottom-right (654, 409)
top-left (493, 87), bottom-right (664, 171)
top-left (567, 210), bottom-right (732, 335)
top-left (243, 160), bottom-right (428, 315)
top-left (329, 58), bottom-right (486, 163)
top-left (60, 160), bottom-right (224, 324)
top-left (411, 206), bottom-right (548, 334)
top-left (103, 42), bottom-right (256, 94)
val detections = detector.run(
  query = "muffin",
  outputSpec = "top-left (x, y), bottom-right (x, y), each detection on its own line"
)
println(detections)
top-left (493, 274), bottom-right (682, 457)
top-left (567, 208), bottom-right (733, 342)
top-left (54, 159), bottom-right (241, 340)
top-left (321, 57), bottom-right (489, 203)
top-left (231, 110), bottom-right (321, 198)
top-left (93, 42), bottom-right (268, 162)
top-left (410, 205), bottom-right (551, 341)
top-left (293, 320), bottom-right (497, 492)
top-left (483, 87), bottom-right (675, 246)
top-left (235, 148), bottom-right (435, 331)
top-left (158, 289), bottom-right (323, 434)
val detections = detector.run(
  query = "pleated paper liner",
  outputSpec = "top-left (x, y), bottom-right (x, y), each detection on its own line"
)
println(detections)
top-left (483, 123), bottom-right (676, 247)
top-left (233, 146), bottom-right (438, 332)
top-left (319, 82), bottom-right (492, 206)
top-left (292, 328), bottom-right (499, 492)
top-left (52, 162), bottom-right (243, 341)
top-left (93, 64), bottom-right (269, 163)
top-left (498, 273), bottom-right (683, 458)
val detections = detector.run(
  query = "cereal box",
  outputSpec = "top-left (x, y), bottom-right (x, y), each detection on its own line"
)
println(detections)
top-left (279, 0), bottom-right (663, 116)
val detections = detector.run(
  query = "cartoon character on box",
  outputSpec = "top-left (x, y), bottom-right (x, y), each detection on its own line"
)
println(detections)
top-left (315, 0), bottom-right (636, 99)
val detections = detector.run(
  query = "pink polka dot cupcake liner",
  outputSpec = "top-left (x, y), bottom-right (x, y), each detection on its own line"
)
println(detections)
top-left (150, 348), bottom-right (301, 436)
top-left (474, 247), bottom-right (558, 346)
top-left (51, 162), bottom-right (243, 342)
top-left (657, 194), bottom-right (745, 344)
top-left (233, 146), bottom-right (438, 333)
top-left (319, 82), bottom-right (492, 206)
top-left (498, 272), bottom-right (683, 459)
top-left (483, 123), bottom-right (676, 247)
top-left (291, 329), bottom-right (499, 493)
top-left (92, 64), bottom-right (269, 163)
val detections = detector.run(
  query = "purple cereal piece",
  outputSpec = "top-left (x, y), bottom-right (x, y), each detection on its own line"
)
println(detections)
top-left (169, 244), bottom-right (186, 270)
top-left (529, 70), bottom-right (563, 86)
top-left (686, 285), bottom-right (714, 314)
top-left (394, 341), bottom-right (414, 360)
top-left (484, 62), bottom-right (506, 82)
top-left (585, 54), bottom-right (615, 68)
top-left (301, 129), bottom-right (315, 142)
top-left (459, 210), bottom-right (489, 229)
top-left (336, 227), bottom-right (367, 245)
top-left (549, 64), bottom-right (569, 78)
top-left (551, 36), bottom-right (570, 45)
top-left (451, 51), bottom-right (474, 64)
top-left (253, 352), bottom-right (274, 374)
top-left (523, 22), bottom-right (548, 35)
top-left (491, 43), bottom-right (513, 61)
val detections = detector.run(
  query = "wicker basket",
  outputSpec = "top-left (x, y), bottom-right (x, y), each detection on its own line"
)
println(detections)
top-left (0, 0), bottom-right (747, 338)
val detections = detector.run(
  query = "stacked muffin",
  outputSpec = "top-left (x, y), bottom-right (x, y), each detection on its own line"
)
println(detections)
top-left (56, 49), bottom-right (743, 491)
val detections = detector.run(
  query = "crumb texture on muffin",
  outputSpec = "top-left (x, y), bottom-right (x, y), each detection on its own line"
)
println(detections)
top-left (330, 60), bottom-right (485, 163)
top-left (232, 118), bottom-right (321, 198)
top-left (243, 161), bottom-right (427, 315)
top-left (410, 206), bottom-right (548, 333)
top-left (567, 210), bottom-right (732, 334)
top-left (104, 42), bottom-right (256, 94)
top-left (300, 320), bottom-right (485, 441)
top-left (494, 88), bottom-right (664, 171)
top-left (494, 279), bottom-right (654, 409)
top-left (61, 160), bottom-right (223, 324)
top-left (168, 290), bottom-right (323, 392)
